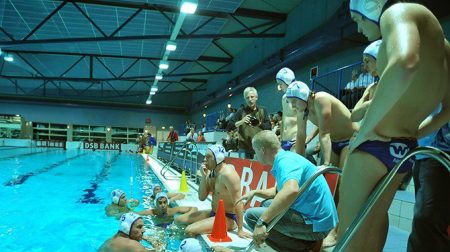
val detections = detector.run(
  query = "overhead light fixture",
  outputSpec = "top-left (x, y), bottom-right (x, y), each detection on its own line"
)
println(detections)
top-left (180, 0), bottom-right (198, 14)
top-left (228, 87), bottom-right (232, 90)
top-left (150, 91), bottom-right (156, 95)
top-left (166, 41), bottom-right (177, 51)
top-left (159, 60), bottom-right (169, 70)
top-left (227, 104), bottom-right (231, 108)
top-left (155, 74), bottom-right (163, 80)
top-left (151, 85), bottom-right (158, 92)
top-left (203, 113), bottom-right (206, 118)
top-left (15, 114), bottom-right (20, 117)
top-left (4, 54), bottom-right (14, 62)
top-left (162, 126), bottom-right (166, 130)
top-left (146, 99), bottom-right (152, 105)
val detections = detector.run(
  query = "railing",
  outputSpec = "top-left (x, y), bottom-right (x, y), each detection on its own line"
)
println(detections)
top-left (243, 166), bottom-right (343, 252)
top-left (160, 141), bottom-right (189, 180)
top-left (334, 146), bottom-right (450, 251)
top-left (159, 140), bottom-right (204, 182)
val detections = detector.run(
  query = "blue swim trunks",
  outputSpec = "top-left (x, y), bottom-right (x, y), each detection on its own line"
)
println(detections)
top-left (210, 211), bottom-right (237, 224)
top-left (331, 139), bottom-right (350, 155)
top-left (356, 138), bottom-right (418, 173)
top-left (281, 140), bottom-right (295, 151)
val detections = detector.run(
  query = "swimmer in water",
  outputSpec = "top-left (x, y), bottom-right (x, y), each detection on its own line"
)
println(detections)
top-left (105, 189), bottom-right (140, 218)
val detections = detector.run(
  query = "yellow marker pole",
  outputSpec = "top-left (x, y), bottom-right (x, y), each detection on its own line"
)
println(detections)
top-left (179, 170), bottom-right (189, 193)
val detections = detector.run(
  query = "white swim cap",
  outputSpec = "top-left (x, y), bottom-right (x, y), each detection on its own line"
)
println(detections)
top-left (111, 189), bottom-right (125, 205)
top-left (119, 212), bottom-right (141, 236)
top-left (154, 192), bottom-right (170, 205)
top-left (363, 40), bottom-right (382, 60)
top-left (286, 81), bottom-right (310, 102)
top-left (350, 0), bottom-right (388, 25)
top-left (178, 238), bottom-right (202, 252)
top-left (207, 144), bottom-right (226, 166)
top-left (276, 67), bottom-right (295, 85)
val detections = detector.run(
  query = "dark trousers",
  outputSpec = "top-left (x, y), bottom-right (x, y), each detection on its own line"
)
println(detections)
top-left (407, 158), bottom-right (450, 251)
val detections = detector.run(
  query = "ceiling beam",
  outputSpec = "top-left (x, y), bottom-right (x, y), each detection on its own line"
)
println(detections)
top-left (55, 0), bottom-right (286, 21)
top-left (0, 33), bottom-right (285, 46)
top-left (3, 49), bottom-right (232, 63)
top-left (0, 94), bottom-right (187, 113)
top-left (0, 70), bottom-right (231, 82)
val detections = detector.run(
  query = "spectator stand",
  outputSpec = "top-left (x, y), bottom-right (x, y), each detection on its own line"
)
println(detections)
top-left (311, 61), bottom-right (363, 109)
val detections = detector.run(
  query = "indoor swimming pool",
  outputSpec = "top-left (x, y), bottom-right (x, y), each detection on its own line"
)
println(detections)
top-left (0, 147), bottom-right (199, 251)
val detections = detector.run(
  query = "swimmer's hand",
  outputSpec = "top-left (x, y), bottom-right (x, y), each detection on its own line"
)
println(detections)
top-left (128, 198), bottom-right (139, 208)
top-left (236, 191), bottom-right (255, 207)
top-left (211, 245), bottom-right (233, 252)
top-left (237, 229), bottom-right (252, 239)
top-left (200, 163), bottom-right (210, 177)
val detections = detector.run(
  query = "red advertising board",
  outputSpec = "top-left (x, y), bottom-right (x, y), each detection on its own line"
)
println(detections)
top-left (225, 157), bottom-right (339, 209)
top-left (225, 157), bottom-right (276, 208)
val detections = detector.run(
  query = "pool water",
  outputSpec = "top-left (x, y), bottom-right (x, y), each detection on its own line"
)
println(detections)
top-left (0, 147), bottom-right (190, 251)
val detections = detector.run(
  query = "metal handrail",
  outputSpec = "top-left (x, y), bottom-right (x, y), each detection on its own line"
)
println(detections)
top-left (160, 141), bottom-right (189, 179)
top-left (334, 146), bottom-right (450, 252)
top-left (187, 140), bottom-right (199, 183)
top-left (245, 166), bottom-right (343, 252)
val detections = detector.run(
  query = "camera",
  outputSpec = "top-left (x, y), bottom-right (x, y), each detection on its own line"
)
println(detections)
top-left (248, 115), bottom-right (260, 126)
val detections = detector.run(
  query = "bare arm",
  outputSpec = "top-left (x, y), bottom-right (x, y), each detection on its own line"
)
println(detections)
top-left (259, 180), bottom-right (300, 224)
top-left (351, 84), bottom-right (373, 122)
top-left (356, 6), bottom-right (421, 138)
top-left (253, 187), bottom-right (277, 199)
top-left (224, 170), bottom-right (245, 232)
top-left (172, 206), bottom-right (197, 215)
top-left (105, 205), bottom-right (125, 219)
top-left (295, 113), bottom-right (307, 155)
top-left (316, 97), bottom-right (333, 165)
top-left (305, 125), bottom-right (319, 144)
top-left (136, 209), bottom-right (155, 216)
top-left (198, 164), bottom-right (211, 201)
top-left (419, 41), bottom-right (450, 136)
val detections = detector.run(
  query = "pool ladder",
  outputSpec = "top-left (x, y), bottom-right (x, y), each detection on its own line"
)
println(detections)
top-left (160, 140), bottom-right (199, 183)
top-left (237, 146), bottom-right (449, 252)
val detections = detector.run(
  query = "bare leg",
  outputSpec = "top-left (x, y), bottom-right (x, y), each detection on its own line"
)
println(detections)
top-left (185, 216), bottom-right (237, 237)
top-left (322, 147), bottom-right (349, 248)
top-left (175, 209), bottom-right (210, 226)
top-left (168, 192), bottom-right (185, 201)
top-left (173, 207), bottom-right (198, 224)
top-left (336, 150), bottom-right (405, 252)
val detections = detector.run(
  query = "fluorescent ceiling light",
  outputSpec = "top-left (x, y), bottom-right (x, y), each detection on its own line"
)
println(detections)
top-left (151, 85), bottom-right (158, 92)
top-left (4, 54), bottom-right (14, 62)
top-left (159, 60), bottom-right (169, 70)
top-left (155, 74), bottom-right (163, 80)
top-left (181, 0), bottom-right (198, 14)
top-left (166, 41), bottom-right (177, 51)
top-left (150, 91), bottom-right (156, 95)
top-left (146, 99), bottom-right (152, 105)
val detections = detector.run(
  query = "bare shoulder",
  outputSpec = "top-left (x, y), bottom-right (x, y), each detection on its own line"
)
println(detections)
top-left (382, 3), bottom-right (435, 25)
top-left (221, 164), bottom-right (240, 180)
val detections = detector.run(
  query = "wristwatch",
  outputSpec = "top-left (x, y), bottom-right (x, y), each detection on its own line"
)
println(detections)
top-left (256, 217), bottom-right (268, 227)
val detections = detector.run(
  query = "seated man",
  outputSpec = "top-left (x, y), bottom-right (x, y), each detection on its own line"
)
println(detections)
top-left (99, 212), bottom-right (155, 252)
top-left (148, 184), bottom-right (185, 202)
top-left (105, 189), bottom-right (139, 218)
top-left (137, 192), bottom-right (197, 228)
top-left (177, 144), bottom-right (251, 238)
top-left (240, 130), bottom-right (337, 251)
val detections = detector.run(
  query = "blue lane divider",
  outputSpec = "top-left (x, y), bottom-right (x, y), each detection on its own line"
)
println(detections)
top-left (79, 153), bottom-right (120, 204)
top-left (0, 149), bottom-right (56, 161)
top-left (4, 152), bottom-right (88, 186)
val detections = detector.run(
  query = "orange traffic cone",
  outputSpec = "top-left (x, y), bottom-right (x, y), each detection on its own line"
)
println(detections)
top-left (208, 199), bottom-right (232, 242)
